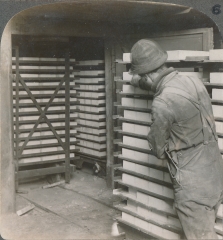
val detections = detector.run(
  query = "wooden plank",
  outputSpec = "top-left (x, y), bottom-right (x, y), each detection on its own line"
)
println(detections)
top-left (15, 46), bottom-right (20, 191)
top-left (116, 117), bottom-right (152, 126)
top-left (116, 167), bottom-right (172, 188)
top-left (22, 141), bottom-right (77, 150)
top-left (16, 126), bottom-right (78, 134)
top-left (115, 131), bottom-right (148, 140)
top-left (13, 93), bottom-right (77, 99)
top-left (17, 134), bottom-right (77, 142)
top-left (13, 110), bottom-right (66, 117)
top-left (16, 204), bottom-right (35, 216)
top-left (13, 101), bottom-right (79, 108)
top-left (76, 136), bottom-right (106, 144)
top-left (117, 155), bottom-right (168, 173)
top-left (20, 150), bottom-right (79, 159)
top-left (204, 83), bottom-right (223, 89)
top-left (65, 51), bottom-right (71, 183)
top-left (115, 179), bottom-right (173, 203)
top-left (116, 143), bottom-right (153, 155)
top-left (115, 104), bottom-right (152, 113)
top-left (14, 117), bottom-right (77, 125)
top-left (42, 180), bottom-right (65, 189)
top-left (12, 69), bottom-right (73, 74)
top-left (104, 40), bottom-right (115, 188)
top-left (18, 156), bottom-right (80, 167)
top-left (13, 86), bottom-right (67, 91)
top-left (18, 164), bottom-right (75, 179)
top-left (77, 152), bottom-right (106, 161)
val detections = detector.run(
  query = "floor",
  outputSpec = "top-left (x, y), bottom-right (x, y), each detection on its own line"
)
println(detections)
top-left (1, 165), bottom-right (125, 240)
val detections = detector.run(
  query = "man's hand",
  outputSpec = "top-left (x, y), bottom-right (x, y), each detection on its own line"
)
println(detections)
top-left (130, 74), bottom-right (141, 87)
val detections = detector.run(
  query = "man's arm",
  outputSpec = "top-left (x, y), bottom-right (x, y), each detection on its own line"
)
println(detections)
top-left (147, 97), bottom-right (174, 159)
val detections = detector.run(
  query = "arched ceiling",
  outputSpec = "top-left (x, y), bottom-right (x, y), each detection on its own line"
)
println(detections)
top-left (16, 1), bottom-right (190, 24)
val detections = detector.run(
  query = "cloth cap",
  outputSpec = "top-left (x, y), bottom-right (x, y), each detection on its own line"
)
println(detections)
top-left (131, 39), bottom-right (168, 75)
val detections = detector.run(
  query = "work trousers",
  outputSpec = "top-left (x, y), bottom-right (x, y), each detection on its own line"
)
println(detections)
top-left (168, 142), bottom-right (223, 239)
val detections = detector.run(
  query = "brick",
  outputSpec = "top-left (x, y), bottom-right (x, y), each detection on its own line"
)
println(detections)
top-left (122, 98), bottom-right (134, 106)
top-left (167, 50), bottom-right (209, 61)
top-left (123, 160), bottom-right (135, 171)
top-left (162, 228), bottom-right (181, 239)
top-left (122, 123), bottom-right (135, 133)
top-left (127, 199), bottom-right (137, 212)
top-left (135, 177), bottom-right (150, 190)
top-left (147, 100), bottom-right (153, 107)
top-left (122, 148), bottom-right (134, 158)
top-left (134, 99), bottom-right (147, 108)
top-left (209, 49), bottom-right (223, 61)
top-left (150, 168), bottom-right (164, 181)
top-left (168, 216), bottom-right (182, 229)
top-left (140, 112), bottom-right (152, 122)
top-left (122, 173), bottom-right (135, 186)
top-left (134, 125), bottom-right (150, 135)
top-left (123, 53), bottom-right (131, 62)
top-left (212, 89), bottom-right (223, 101)
top-left (123, 72), bottom-right (132, 80)
top-left (135, 88), bottom-right (150, 95)
top-left (148, 209), bottom-right (167, 223)
top-left (124, 110), bottom-right (136, 119)
top-left (178, 72), bottom-right (203, 78)
top-left (162, 186), bottom-right (174, 199)
top-left (150, 223), bottom-right (163, 237)
top-left (135, 217), bottom-right (149, 231)
top-left (217, 204), bottom-right (223, 218)
top-left (218, 138), bottom-right (223, 150)
top-left (128, 187), bottom-right (137, 199)
top-left (210, 73), bottom-right (223, 84)
top-left (134, 151), bottom-right (150, 163)
top-left (122, 212), bottom-right (135, 225)
top-left (134, 138), bottom-right (150, 149)
top-left (137, 206), bottom-right (148, 218)
top-left (212, 105), bottom-right (223, 118)
top-left (149, 182), bottom-right (163, 195)
top-left (135, 164), bottom-right (150, 175)
top-left (123, 136), bottom-right (135, 146)
top-left (137, 191), bottom-right (149, 204)
top-left (123, 84), bottom-right (135, 93)
top-left (164, 172), bottom-right (172, 183)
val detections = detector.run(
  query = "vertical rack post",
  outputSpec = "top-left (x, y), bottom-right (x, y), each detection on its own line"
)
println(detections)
top-left (65, 49), bottom-right (71, 183)
top-left (105, 40), bottom-right (115, 188)
top-left (15, 46), bottom-right (20, 190)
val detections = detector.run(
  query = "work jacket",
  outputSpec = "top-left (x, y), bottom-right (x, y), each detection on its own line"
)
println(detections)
top-left (147, 67), bottom-right (218, 159)
top-left (147, 67), bottom-right (223, 203)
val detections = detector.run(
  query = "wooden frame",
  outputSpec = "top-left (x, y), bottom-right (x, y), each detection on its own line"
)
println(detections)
top-left (13, 47), bottom-right (76, 188)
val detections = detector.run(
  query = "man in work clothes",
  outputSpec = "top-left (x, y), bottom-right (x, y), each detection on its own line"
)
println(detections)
top-left (130, 39), bottom-right (223, 239)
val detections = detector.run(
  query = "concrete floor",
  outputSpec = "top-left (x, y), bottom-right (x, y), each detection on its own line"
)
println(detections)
top-left (1, 166), bottom-right (124, 240)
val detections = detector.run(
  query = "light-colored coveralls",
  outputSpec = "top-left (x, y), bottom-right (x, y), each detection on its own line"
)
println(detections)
top-left (145, 67), bottom-right (223, 239)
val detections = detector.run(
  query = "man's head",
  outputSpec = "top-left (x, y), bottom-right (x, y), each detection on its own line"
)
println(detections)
top-left (130, 39), bottom-right (168, 90)
top-left (131, 39), bottom-right (168, 75)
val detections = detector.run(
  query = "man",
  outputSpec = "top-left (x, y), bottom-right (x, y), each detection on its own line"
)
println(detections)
top-left (129, 39), bottom-right (223, 239)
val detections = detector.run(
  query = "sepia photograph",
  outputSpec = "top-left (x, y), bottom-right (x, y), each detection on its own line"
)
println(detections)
top-left (0, 0), bottom-right (223, 239)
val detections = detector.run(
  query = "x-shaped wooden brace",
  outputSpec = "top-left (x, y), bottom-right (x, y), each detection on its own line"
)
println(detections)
top-left (18, 75), bottom-right (66, 158)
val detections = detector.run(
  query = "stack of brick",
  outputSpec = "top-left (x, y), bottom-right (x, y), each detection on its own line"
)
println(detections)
top-left (12, 57), bottom-right (78, 166)
top-left (74, 60), bottom-right (107, 160)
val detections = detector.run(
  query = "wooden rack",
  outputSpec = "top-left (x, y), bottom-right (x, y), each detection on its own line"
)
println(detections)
top-left (12, 48), bottom-right (79, 189)
top-left (74, 60), bottom-right (107, 167)
top-left (113, 55), bottom-right (223, 239)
